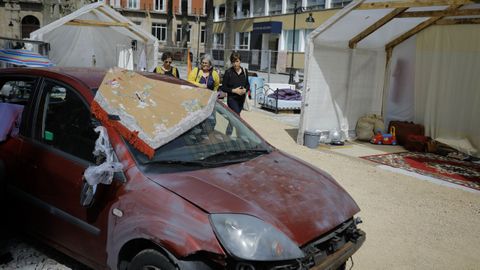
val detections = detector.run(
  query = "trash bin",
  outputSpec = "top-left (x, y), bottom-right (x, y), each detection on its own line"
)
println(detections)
top-left (304, 130), bottom-right (321, 148)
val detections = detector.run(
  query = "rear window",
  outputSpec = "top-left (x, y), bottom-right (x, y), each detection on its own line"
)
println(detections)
top-left (0, 78), bottom-right (36, 105)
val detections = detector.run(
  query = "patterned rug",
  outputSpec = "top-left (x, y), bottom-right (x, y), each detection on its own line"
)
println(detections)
top-left (361, 152), bottom-right (480, 191)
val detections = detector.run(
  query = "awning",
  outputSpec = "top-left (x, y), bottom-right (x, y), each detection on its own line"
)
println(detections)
top-left (252, 22), bottom-right (282, 34)
top-left (0, 49), bottom-right (54, 67)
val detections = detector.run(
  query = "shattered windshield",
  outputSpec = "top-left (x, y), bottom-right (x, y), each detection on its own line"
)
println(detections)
top-left (128, 103), bottom-right (272, 168)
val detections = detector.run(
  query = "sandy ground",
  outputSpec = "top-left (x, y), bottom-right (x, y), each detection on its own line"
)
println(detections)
top-left (241, 108), bottom-right (480, 270)
top-left (1, 105), bottom-right (479, 270)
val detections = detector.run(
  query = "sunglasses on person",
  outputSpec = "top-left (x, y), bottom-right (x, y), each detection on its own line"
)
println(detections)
top-left (201, 62), bottom-right (210, 65)
top-left (164, 60), bottom-right (172, 64)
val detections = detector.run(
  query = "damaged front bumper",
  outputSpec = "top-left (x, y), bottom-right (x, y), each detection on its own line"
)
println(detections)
top-left (180, 218), bottom-right (365, 270)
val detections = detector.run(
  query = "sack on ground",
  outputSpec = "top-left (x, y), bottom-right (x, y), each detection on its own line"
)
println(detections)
top-left (356, 114), bottom-right (385, 141)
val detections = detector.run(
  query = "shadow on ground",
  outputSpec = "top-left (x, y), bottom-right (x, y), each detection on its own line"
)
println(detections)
top-left (285, 128), bottom-right (299, 142)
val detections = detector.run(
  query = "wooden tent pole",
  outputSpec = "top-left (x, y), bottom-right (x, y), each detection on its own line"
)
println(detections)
top-left (349, 8), bottom-right (407, 49)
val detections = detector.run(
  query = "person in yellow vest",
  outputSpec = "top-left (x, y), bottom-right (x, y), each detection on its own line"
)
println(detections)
top-left (154, 52), bottom-right (180, 78)
top-left (187, 54), bottom-right (219, 91)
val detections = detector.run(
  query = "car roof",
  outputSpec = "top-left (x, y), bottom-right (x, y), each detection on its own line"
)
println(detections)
top-left (0, 67), bottom-right (189, 90)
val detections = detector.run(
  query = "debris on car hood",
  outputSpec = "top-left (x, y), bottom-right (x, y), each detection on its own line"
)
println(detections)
top-left (91, 68), bottom-right (217, 158)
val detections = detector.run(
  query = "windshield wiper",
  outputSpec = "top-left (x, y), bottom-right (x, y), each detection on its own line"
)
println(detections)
top-left (141, 159), bottom-right (215, 167)
top-left (201, 149), bottom-right (270, 162)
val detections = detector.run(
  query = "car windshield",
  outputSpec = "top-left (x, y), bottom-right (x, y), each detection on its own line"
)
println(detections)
top-left (128, 103), bottom-right (272, 169)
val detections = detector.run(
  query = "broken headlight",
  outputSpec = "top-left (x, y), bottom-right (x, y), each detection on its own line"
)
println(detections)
top-left (210, 214), bottom-right (304, 261)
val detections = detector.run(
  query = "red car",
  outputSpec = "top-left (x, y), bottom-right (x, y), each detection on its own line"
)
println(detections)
top-left (0, 67), bottom-right (364, 270)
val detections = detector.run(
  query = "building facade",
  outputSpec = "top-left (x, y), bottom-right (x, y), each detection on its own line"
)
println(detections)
top-left (212, 0), bottom-right (351, 71)
top-left (0, 0), bottom-right (206, 61)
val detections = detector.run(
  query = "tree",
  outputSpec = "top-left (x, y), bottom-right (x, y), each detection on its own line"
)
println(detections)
top-left (166, 0), bottom-right (174, 47)
top-left (204, 0), bottom-right (214, 55)
top-left (224, 0), bottom-right (235, 69)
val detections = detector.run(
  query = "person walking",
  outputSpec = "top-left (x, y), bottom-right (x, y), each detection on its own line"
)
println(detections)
top-left (187, 54), bottom-right (220, 91)
top-left (153, 52), bottom-right (180, 78)
top-left (221, 52), bottom-right (249, 115)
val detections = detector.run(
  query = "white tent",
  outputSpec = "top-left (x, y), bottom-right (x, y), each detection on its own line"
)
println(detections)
top-left (29, 2), bottom-right (158, 72)
top-left (298, 0), bottom-right (480, 156)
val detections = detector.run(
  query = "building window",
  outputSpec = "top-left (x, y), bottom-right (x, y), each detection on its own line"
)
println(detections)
top-left (269, 0), bottom-right (282, 15)
top-left (176, 24), bottom-right (191, 43)
top-left (114, 0), bottom-right (121, 8)
top-left (201, 25), bottom-right (206, 43)
top-left (219, 4), bottom-right (225, 20)
top-left (234, 0), bottom-right (250, 18)
top-left (181, 0), bottom-right (188, 14)
top-left (285, 29), bottom-right (301, 52)
top-left (153, 0), bottom-right (165, 11)
top-left (152, 23), bottom-right (167, 42)
top-left (128, 0), bottom-right (139, 9)
top-left (306, 0), bottom-right (326, 9)
top-left (253, 0), bottom-right (265, 16)
top-left (331, 0), bottom-right (352, 8)
top-left (214, 33), bottom-right (224, 49)
top-left (286, 0), bottom-right (298, 13)
top-left (237, 32), bottom-right (250, 50)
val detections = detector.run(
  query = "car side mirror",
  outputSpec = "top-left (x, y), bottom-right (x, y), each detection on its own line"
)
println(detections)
top-left (80, 179), bottom-right (97, 208)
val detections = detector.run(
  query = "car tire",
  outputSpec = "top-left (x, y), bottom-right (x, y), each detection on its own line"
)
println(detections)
top-left (336, 262), bottom-right (346, 270)
top-left (127, 249), bottom-right (176, 270)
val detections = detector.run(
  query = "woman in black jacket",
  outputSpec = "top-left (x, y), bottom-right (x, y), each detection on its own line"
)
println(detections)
top-left (221, 52), bottom-right (249, 115)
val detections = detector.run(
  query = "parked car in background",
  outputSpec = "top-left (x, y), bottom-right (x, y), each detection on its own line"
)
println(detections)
top-left (0, 67), bottom-right (365, 270)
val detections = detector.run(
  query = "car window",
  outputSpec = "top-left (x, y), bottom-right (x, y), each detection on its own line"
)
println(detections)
top-left (36, 80), bottom-right (97, 163)
top-left (130, 103), bottom-right (272, 168)
top-left (0, 77), bottom-right (37, 135)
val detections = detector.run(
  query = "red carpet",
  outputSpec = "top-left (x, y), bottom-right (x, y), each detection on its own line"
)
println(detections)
top-left (361, 152), bottom-right (480, 191)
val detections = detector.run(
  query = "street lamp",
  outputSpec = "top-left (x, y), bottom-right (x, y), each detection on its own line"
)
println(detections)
top-left (288, 3), bottom-right (315, 84)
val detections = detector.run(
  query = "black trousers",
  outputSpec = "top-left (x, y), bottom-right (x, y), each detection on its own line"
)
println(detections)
top-left (226, 97), bottom-right (245, 135)
top-left (227, 97), bottom-right (244, 115)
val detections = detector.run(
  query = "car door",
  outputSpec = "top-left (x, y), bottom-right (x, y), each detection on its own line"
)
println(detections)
top-left (14, 78), bottom-right (114, 268)
top-left (0, 75), bottom-right (38, 197)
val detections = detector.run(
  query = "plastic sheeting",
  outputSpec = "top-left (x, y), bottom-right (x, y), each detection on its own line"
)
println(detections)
top-left (83, 126), bottom-right (123, 186)
top-left (414, 25), bottom-right (480, 156)
top-left (29, 2), bottom-right (158, 71)
top-left (300, 45), bottom-right (385, 139)
top-left (298, 0), bottom-right (480, 154)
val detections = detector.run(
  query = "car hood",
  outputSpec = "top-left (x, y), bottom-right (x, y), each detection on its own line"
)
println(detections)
top-left (146, 150), bottom-right (360, 245)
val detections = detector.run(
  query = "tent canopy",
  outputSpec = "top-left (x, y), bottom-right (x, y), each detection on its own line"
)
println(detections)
top-left (299, 0), bottom-right (480, 156)
top-left (29, 2), bottom-right (158, 71)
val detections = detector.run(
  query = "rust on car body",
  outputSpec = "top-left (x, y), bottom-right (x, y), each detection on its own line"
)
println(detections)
top-left (0, 67), bottom-right (364, 270)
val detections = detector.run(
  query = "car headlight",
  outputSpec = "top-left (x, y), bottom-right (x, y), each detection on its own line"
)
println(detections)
top-left (210, 214), bottom-right (304, 261)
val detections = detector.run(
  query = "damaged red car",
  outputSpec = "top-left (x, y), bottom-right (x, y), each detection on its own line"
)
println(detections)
top-left (0, 67), bottom-right (365, 270)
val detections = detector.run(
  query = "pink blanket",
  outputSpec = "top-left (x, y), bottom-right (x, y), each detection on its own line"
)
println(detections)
top-left (0, 103), bottom-right (24, 141)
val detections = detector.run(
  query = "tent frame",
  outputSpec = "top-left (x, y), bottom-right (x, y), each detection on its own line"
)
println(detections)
top-left (298, 0), bottom-right (480, 145)
top-left (29, 2), bottom-right (158, 71)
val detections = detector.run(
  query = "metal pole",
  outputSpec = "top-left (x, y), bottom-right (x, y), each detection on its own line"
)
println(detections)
top-left (289, 1), bottom-right (298, 84)
top-left (196, 15), bottom-right (201, 67)
top-left (267, 49), bottom-right (271, 83)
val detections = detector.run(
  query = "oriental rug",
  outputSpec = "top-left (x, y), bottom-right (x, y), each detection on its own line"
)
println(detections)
top-left (361, 152), bottom-right (480, 191)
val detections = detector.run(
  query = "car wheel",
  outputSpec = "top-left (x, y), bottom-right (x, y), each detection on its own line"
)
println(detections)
top-left (336, 262), bottom-right (346, 270)
top-left (127, 249), bottom-right (176, 270)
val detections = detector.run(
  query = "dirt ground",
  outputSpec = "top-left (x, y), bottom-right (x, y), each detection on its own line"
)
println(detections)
top-left (241, 109), bottom-right (480, 270)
